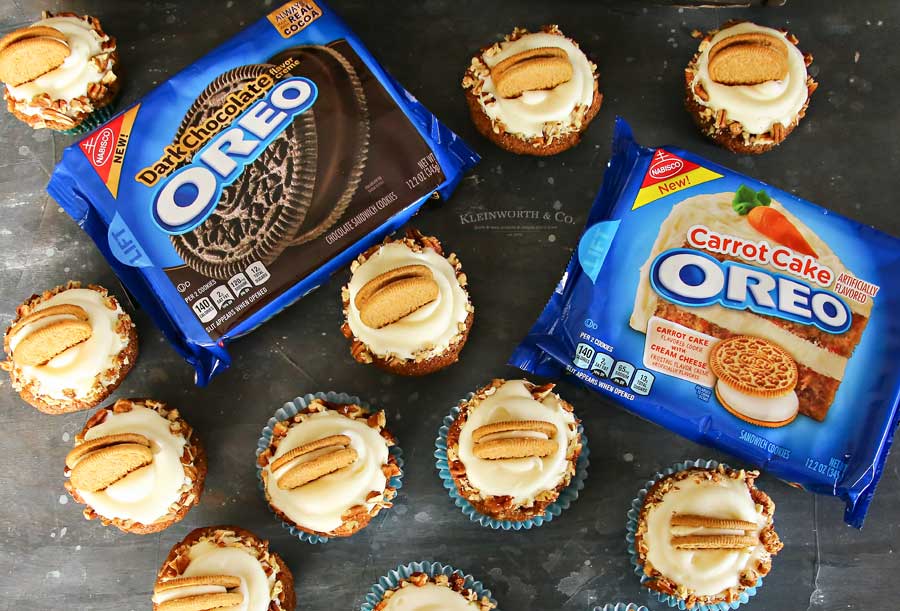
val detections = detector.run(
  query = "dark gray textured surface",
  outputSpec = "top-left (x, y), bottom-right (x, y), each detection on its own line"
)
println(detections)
top-left (0, 1), bottom-right (898, 610)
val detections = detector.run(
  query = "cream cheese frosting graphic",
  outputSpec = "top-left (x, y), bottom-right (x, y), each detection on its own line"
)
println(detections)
top-left (346, 242), bottom-right (469, 360)
top-left (457, 379), bottom-right (576, 503)
top-left (716, 381), bottom-right (799, 423)
top-left (380, 583), bottom-right (480, 611)
top-left (643, 475), bottom-right (767, 596)
top-left (8, 288), bottom-right (128, 400)
top-left (73, 405), bottom-right (188, 524)
top-left (691, 22), bottom-right (809, 135)
top-left (478, 32), bottom-right (595, 138)
top-left (6, 16), bottom-right (111, 103)
top-left (264, 410), bottom-right (389, 533)
top-left (179, 541), bottom-right (273, 611)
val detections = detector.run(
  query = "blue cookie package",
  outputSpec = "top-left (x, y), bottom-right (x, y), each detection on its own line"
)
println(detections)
top-left (512, 118), bottom-right (900, 527)
top-left (47, 1), bottom-right (478, 385)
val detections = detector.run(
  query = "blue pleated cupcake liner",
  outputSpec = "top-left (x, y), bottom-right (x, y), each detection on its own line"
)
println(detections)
top-left (625, 459), bottom-right (763, 611)
top-left (435, 395), bottom-right (589, 530)
top-left (593, 604), bottom-right (649, 611)
top-left (256, 391), bottom-right (404, 545)
top-left (361, 560), bottom-right (497, 611)
top-left (59, 102), bottom-right (117, 136)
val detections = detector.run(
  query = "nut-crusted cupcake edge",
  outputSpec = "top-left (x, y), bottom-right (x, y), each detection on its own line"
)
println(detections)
top-left (372, 569), bottom-right (497, 611)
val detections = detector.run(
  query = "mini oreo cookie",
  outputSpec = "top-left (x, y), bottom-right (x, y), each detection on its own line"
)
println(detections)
top-left (171, 64), bottom-right (318, 281)
top-left (268, 41), bottom-right (370, 246)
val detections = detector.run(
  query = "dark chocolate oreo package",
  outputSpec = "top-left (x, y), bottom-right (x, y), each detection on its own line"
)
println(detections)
top-left (47, 1), bottom-right (479, 384)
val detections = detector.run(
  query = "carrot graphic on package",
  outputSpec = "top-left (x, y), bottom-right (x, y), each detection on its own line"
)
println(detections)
top-left (733, 185), bottom-right (818, 257)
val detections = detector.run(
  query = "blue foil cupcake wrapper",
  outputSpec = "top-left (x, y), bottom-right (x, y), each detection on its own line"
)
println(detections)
top-left (626, 459), bottom-right (763, 611)
top-left (435, 395), bottom-right (589, 530)
top-left (361, 561), bottom-right (497, 611)
top-left (594, 604), bottom-right (649, 611)
top-left (60, 102), bottom-right (117, 136)
top-left (256, 391), bottom-right (404, 545)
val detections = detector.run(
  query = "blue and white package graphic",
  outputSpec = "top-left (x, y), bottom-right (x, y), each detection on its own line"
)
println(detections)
top-left (47, 1), bottom-right (478, 385)
top-left (511, 117), bottom-right (900, 527)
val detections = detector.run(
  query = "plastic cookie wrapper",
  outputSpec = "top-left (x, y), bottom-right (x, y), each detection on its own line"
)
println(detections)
top-left (360, 561), bottom-right (497, 611)
top-left (256, 391), bottom-right (404, 544)
top-left (47, 0), bottom-right (479, 385)
top-left (511, 117), bottom-right (900, 527)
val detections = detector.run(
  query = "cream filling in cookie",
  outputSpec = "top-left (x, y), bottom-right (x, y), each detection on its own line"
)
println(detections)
top-left (265, 410), bottom-right (389, 533)
top-left (8, 288), bottom-right (128, 400)
top-left (346, 242), bottom-right (469, 360)
top-left (458, 379), bottom-right (576, 504)
top-left (644, 475), bottom-right (767, 597)
top-left (152, 585), bottom-right (227, 604)
top-left (74, 405), bottom-right (187, 524)
top-left (181, 541), bottom-right (273, 611)
top-left (691, 22), bottom-right (808, 135)
top-left (6, 16), bottom-right (110, 103)
top-left (380, 583), bottom-right (479, 610)
top-left (717, 380), bottom-right (799, 423)
top-left (479, 32), bottom-right (594, 138)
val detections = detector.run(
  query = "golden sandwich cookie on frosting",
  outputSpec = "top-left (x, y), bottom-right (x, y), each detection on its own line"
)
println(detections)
top-left (372, 571), bottom-right (496, 611)
top-left (342, 230), bottom-right (473, 376)
top-left (154, 526), bottom-right (295, 611)
top-left (257, 397), bottom-right (401, 538)
top-left (3, 282), bottom-right (137, 414)
top-left (462, 25), bottom-right (602, 156)
top-left (445, 378), bottom-right (582, 522)
top-left (634, 465), bottom-right (783, 609)
top-left (0, 11), bottom-right (120, 131)
top-left (64, 398), bottom-right (206, 534)
top-left (685, 21), bottom-right (817, 154)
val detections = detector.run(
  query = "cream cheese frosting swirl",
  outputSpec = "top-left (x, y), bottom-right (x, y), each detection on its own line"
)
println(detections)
top-left (72, 405), bottom-right (188, 525)
top-left (264, 409), bottom-right (390, 533)
top-left (175, 540), bottom-right (274, 611)
top-left (458, 379), bottom-right (577, 504)
top-left (346, 242), bottom-right (469, 360)
top-left (691, 22), bottom-right (809, 135)
top-left (6, 16), bottom-right (111, 103)
top-left (380, 583), bottom-right (480, 611)
top-left (477, 31), bottom-right (595, 139)
top-left (8, 287), bottom-right (128, 400)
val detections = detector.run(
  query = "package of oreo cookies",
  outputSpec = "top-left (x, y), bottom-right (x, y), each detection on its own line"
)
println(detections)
top-left (511, 118), bottom-right (900, 527)
top-left (47, 1), bottom-right (478, 383)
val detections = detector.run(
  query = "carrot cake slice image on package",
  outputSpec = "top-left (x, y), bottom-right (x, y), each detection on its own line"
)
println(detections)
top-left (511, 118), bottom-right (900, 527)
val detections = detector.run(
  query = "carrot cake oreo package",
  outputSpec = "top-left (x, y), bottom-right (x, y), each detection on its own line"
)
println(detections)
top-left (46, 1), bottom-right (478, 385)
top-left (511, 117), bottom-right (900, 527)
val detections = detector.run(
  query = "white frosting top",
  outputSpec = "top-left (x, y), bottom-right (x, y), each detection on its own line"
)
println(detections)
top-left (264, 410), bottom-right (389, 533)
top-left (73, 405), bottom-right (188, 524)
top-left (6, 16), bottom-right (110, 102)
top-left (381, 583), bottom-right (479, 611)
top-left (478, 32), bottom-right (595, 138)
top-left (346, 243), bottom-right (469, 360)
top-left (9, 288), bottom-right (128, 400)
top-left (179, 541), bottom-right (273, 611)
top-left (718, 381), bottom-right (799, 423)
top-left (644, 474), bottom-right (767, 597)
top-left (692, 22), bottom-right (808, 135)
top-left (457, 380), bottom-right (576, 504)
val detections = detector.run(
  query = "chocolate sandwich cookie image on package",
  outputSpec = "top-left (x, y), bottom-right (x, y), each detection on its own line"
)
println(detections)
top-left (47, 1), bottom-right (478, 384)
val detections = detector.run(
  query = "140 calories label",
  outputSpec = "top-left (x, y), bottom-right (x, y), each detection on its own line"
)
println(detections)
top-left (642, 316), bottom-right (719, 387)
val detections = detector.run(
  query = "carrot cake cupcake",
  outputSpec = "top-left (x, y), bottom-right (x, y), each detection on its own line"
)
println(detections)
top-left (462, 25), bottom-right (601, 156)
top-left (0, 11), bottom-right (120, 132)
top-left (3, 282), bottom-right (138, 414)
top-left (684, 21), bottom-right (817, 154)
top-left (257, 395), bottom-right (402, 540)
top-left (631, 463), bottom-right (783, 609)
top-left (362, 562), bottom-right (497, 611)
top-left (444, 379), bottom-right (583, 523)
top-left (153, 526), bottom-right (295, 611)
top-left (64, 398), bottom-right (205, 534)
top-left (342, 230), bottom-right (473, 376)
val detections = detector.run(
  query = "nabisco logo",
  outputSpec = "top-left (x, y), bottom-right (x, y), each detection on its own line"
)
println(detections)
top-left (81, 127), bottom-right (115, 168)
top-left (649, 150), bottom-right (683, 180)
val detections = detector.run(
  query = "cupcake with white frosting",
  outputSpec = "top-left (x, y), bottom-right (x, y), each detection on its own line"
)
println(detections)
top-left (256, 393), bottom-right (402, 541)
top-left (0, 11), bottom-right (120, 133)
top-left (462, 25), bottom-right (602, 156)
top-left (443, 379), bottom-right (584, 523)
top-left (154, 526), bottom-right (295, 611)
top-left (64, 398), bottom-right (206, 534)
top-left (342, 230), bottom-right (473, 376)
top-left (629, 461), bottom-right (783, 609)
top-left (361, 561), bottom-right (497, 611)
top-left (3, 281), bottom-right (138, 414)
top-left (685, 21), bottom-right (817, 154)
